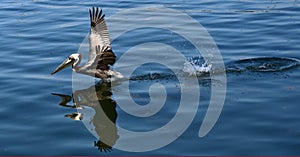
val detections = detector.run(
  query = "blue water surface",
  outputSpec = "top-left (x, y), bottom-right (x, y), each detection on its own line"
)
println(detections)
top-left (0, 0), bottom-right (300, 155)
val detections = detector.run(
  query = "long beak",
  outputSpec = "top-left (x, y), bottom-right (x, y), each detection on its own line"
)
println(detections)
top-left (51, 58), bottom-right (74, 75)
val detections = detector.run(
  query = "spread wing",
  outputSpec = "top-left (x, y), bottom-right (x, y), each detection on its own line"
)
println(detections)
top-left (76, 45), bottom-right (116, 80)
top-left (87, 7), bottom-right (112, 67)
top-left (86, 45), bottom-right (116, 71)
top-left (96, 45), bottom-right (116, 70)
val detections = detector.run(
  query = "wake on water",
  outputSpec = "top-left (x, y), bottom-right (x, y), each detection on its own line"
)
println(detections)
top-left (110, 56), bottom-right (300, 82)
top-left (183, 56), bottom-right (300, 77)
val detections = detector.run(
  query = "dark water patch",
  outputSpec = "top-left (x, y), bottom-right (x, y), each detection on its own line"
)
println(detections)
top-left (226, 57), bottom-right (300, 73)
top-left (130, 72), bottom-right (176, 81)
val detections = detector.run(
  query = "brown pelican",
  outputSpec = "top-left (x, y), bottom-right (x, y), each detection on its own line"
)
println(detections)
top-left (51, 7), bottom-right (123, 81)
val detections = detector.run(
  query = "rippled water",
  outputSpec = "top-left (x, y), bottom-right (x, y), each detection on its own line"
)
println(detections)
top-left (1, 0), bottom-right (300, 155)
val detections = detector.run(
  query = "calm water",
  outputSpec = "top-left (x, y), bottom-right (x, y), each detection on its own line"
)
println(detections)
top-left (1, 0), bottom-right (300, 155)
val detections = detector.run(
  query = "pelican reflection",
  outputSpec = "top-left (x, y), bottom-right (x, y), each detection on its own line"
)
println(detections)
top-left (52, 81), bottom-right (118, 152)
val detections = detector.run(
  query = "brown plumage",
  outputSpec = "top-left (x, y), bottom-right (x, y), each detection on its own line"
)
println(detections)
top-left (51, 7), bottom-right (123, 81)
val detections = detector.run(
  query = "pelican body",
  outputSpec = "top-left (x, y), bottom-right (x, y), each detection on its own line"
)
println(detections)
top-left (51, 7), bottom-right (122, 81)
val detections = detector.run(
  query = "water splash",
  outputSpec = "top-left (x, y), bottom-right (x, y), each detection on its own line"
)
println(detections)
top-left (183, 56), bottom-right (212, 76)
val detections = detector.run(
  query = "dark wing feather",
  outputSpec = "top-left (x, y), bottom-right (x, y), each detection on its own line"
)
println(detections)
top-left (95, 45), bottom-right (116, 70)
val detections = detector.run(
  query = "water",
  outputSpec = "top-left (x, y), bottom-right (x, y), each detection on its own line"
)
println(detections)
top-left (1, 0), bottom-right (300, 155)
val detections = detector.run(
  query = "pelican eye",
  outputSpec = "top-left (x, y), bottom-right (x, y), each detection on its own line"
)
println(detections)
top-left (68, 57), bottom-right (75, 61)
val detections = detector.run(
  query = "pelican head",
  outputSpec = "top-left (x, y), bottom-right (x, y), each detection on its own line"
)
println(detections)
top-left (51, 53), bottom-right (81, 75)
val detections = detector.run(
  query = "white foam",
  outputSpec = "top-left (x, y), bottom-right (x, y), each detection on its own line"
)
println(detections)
top-left (183, 60), bottom-right (212, 76)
